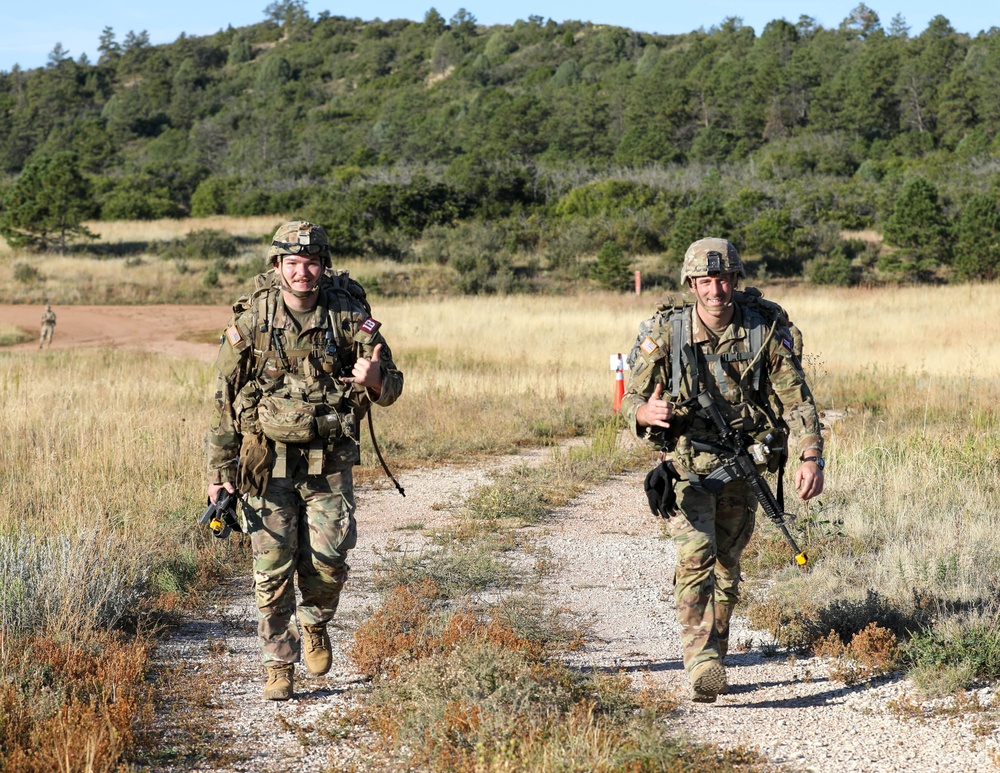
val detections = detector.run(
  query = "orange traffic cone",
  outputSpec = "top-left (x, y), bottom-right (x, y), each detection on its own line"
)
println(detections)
top-left (613, 353), bottom-right (625, 413)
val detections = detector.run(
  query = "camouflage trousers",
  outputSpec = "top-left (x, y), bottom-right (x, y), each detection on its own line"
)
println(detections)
top-left (244, 466), bottom-right (357, 667)
top-left (39, 324), bottom-right (54, 346)
top-left (664, 477), bottom-right (756, 673)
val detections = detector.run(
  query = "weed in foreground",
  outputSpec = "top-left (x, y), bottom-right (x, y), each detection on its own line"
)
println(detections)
top-left (348, 581), bottom-right (546, 680)
top-left (904, 616), bottom-right (1000, 696)
top-left (361, 638), bottom-right (771, 773)
top-left (372, 540), bottom-right (516, 598)
top-left (0, 632), bottom-right (153, 773)
top-left (350, 466), bottom-right (771, 771)
top-left (814, 622), bottom-right (902, 685)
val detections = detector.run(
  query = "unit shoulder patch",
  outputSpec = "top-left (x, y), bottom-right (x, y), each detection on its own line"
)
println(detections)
top-left (640, 337), bottom-right (660, 356)
top-left (360, 317), bottom-right (381, 334)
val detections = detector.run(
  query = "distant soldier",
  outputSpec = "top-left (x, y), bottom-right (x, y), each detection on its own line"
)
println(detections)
top-left (39, 304), bottom-right (56, 348)
top-left (623, 238), bottom-right (824, 703)
top-left (207, 221), bottom-right (403, 701)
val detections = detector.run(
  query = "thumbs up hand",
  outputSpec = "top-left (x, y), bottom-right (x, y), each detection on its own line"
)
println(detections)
top-left (635, 383), bottom-right (673, 429)
top-left (343, 343), bottom-right (384, 396)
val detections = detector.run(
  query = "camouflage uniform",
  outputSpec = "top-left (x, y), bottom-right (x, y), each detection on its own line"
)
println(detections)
top-left (39, 305), bottom-right (55, 348)
top-left (622, 241), bottom-right (822, 679)
top-left (208, 244), bottom-right (402, 670)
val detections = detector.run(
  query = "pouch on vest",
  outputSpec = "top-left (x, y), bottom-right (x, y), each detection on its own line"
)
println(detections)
top-left (316, 412), bottom-right (342, 439)
top-left (258, 394), bottom-right (318, 443)
top-left (237, 432), bottom-right (274, 496)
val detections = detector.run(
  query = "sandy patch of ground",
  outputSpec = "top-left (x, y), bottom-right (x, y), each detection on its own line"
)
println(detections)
top-left (1, 304), bottom-right (229, 361)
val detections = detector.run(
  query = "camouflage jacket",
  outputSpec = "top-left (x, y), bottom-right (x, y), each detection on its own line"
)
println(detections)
top-left (621, 296), bottom-right (822, 475)
top-left (207, 276), bottom-right (403, 485)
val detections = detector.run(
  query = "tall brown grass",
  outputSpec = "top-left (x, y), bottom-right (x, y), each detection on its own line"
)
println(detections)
top-left (0, 350), bottom-right (235, 770)
top-left (773, 282), bottom-right (1000, 380)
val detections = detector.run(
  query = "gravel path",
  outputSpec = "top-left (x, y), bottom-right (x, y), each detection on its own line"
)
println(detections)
top-left (152, 451), bottom-right (1000, 772)
top-left (545, 473), bottom-right (1000, 772)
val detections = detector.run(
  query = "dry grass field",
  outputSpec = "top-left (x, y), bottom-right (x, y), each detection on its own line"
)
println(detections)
top-left (2, 216), bottom-right (999, 768)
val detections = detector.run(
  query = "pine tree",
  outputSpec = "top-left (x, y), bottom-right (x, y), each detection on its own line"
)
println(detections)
top-left (592, 241), bottom-right (632, 291)
top-left (953, 195), bottom-right (1000, 280)
top-left (0, 152), bottom-right (96, 252)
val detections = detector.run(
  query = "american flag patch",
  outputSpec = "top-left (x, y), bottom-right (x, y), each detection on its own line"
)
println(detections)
top-left (640, 337), bottom-right (659, 355)
top-left (781, 335), bottom-right (794, 352)
top-left (225, 325), bottom-right (242, 346)
top-left (360, 317), bottom-right (381, 334)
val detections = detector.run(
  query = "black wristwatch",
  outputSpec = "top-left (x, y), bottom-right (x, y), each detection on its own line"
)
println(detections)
top-left (802, 456), bottom-right (825, 470)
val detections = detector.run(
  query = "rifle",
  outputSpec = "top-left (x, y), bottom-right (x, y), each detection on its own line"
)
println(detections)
top-left (689, 391), bottom-right (808, 567)
top-left (199, 489), bottom-right (242, 539)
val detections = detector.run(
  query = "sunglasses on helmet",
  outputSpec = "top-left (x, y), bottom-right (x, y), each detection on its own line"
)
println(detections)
top-left (272, 241), bottom-right (328, 256)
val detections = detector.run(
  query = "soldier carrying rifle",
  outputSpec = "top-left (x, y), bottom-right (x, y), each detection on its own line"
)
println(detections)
top-left (622, 237), bottom-right (824, 703)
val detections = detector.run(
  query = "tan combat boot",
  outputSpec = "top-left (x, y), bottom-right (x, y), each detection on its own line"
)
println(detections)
top-left (263, 663), bottom-right (294, 701)
top-left (690, 659), bottom-right (727, 703)
top-left (302, 624), bottom-right (332, 676)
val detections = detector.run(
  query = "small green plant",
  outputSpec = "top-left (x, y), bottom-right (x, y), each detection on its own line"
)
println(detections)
top-left (202, 265), bottom-right (220, 287)
top-left (0, 325), bottom-right (32, 346)
top-left (13, 262), bottom-right (42, 284)
top-left (905, 618), bottom-right (1000, 694)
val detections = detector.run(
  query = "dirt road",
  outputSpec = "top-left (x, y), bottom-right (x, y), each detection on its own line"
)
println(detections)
top-left (157, 459), bottom-right (1000, 772)
top-left (1, 304), bottom-right (230, 361)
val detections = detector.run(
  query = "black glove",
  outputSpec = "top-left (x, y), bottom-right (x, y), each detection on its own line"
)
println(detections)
top-left (644, 461), bottom-right (679, 518)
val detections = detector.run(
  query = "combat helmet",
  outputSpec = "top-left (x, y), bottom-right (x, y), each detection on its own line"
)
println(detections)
top-left (268, 221), bottom-right (332, 268)
top-left (681, 238), bottom-right (745, 284)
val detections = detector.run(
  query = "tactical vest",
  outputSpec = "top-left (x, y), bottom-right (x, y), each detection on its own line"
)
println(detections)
top-left (229, 270), bottom-right (377, 475)
top-left (628, 287), bottom-right (800, 395)
top-left (627, 288), bottom-right (798, 469)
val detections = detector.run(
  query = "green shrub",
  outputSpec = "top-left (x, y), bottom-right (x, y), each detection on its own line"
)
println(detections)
top-left (202, 264), bottom-right (220, 287)
top-left (554, 179), bottom-right (657, 218)
top-left (184, 229), bottom-right (238, 260)
top-left (591, 240), bottom-right (632, 290)
top-left (13, 262), bottom-right (42, 284)
top-left (953, 194), bottom-right (1000, 280)
top-left (882, 177), bottom-right (952, 266)
top-left (905, 617), bottom-right (1000, 691)
top-left (807, 249), bottom-right (858, 286)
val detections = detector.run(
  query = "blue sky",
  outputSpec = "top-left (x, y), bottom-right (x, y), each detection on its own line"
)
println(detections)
top-left (2, 1), bottom-right (995, 72)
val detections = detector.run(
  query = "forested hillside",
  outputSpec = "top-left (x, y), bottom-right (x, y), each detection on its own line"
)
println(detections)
top-left (2, 2), bottom-right (1000, 288)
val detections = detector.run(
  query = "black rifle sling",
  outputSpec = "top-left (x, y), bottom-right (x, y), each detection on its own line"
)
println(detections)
top-left (367, 409), bottom-right (405, 497)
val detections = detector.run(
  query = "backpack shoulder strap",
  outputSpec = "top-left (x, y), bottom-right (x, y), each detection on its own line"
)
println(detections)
top-left (323, 269), bottom-right (372, 315)
top-left (669, 306), bottom-right (696, 399)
